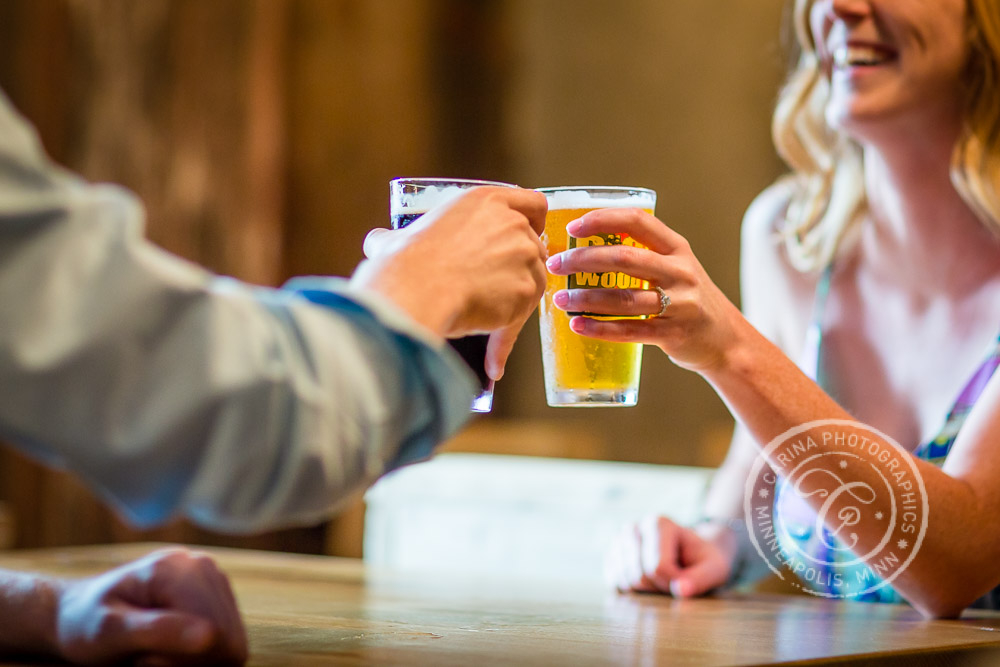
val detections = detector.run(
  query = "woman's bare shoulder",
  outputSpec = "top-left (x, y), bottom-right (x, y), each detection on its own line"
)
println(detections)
top-left (739, 178), bottom-right (820, 353)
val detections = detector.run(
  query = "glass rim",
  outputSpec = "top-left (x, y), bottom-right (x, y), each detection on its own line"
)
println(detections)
top-left (390, 177), bottom-right (518, 189)
top-left (534, 185), bottom-right (656, 196)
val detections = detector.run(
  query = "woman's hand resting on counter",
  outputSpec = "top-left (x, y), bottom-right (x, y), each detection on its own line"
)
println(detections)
top-left (605, 516), bottom-right (737, 598)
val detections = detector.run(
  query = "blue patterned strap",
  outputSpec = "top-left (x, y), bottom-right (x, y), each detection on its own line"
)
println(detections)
top-left (915, 335), bottom-right (1000, 462)
top-left (801, 265), bottom-right (835, 383)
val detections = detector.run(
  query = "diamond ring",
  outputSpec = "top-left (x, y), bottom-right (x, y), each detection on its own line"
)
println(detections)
top-left (654, 286), bottom-right (671, 317)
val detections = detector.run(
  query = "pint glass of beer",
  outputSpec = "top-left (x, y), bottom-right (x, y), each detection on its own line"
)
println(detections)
top-left (536, 186), bottom-right (657, 407)
top-left (389, 177), bottom-right (517, 413)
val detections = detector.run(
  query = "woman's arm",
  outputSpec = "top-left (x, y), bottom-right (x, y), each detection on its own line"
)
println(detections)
top-left (548, 198), bottom-right (1000, 617)
top-left (604, 184), bottom-right (802, 596)
top-left (701, 322), bottom-right (1000, 618)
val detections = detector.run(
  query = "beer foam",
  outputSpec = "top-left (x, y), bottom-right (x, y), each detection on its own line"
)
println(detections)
top-left (541, 189), bottom-right (655, 211)
top-left (392, 185), bottom-right (472, 214)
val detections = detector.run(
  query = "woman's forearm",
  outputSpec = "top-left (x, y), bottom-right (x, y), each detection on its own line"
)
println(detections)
top-left (543, 205), bottom-right (1000, 614)
top-left (701, 319), bottom-right (993, 617)
top-left (702, 318), bottom-right (852, 440)
top-left (0, 570), bottom-right (60, 656)
top-left (697, 425), bottom-right (779, 586)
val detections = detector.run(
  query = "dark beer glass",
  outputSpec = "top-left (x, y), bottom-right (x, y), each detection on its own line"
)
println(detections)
top-left (388, 177), bottom-right (517, 412)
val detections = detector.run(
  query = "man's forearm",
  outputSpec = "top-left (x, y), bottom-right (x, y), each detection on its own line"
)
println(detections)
top-left (0, 570), bottom-right (60, 656)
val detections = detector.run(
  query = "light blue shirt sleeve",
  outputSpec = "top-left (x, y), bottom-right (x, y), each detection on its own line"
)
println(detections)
top-left (0, 90), bottom-right (476, 533)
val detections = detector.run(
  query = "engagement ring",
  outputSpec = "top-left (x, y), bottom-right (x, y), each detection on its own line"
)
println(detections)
top-left (654, 286), bottom-right (671, 317)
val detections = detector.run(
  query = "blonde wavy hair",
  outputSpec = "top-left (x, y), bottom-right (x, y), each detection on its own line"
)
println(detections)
top-left (772, 0), bottom-right (1000, 272)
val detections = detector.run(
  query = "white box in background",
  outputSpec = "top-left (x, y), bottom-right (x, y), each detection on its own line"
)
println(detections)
top-left (364, 454), bottom-right (713, 583)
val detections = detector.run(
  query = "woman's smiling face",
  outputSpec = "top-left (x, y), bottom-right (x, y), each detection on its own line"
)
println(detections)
top-left (807, 0), bottom-right (969, 142)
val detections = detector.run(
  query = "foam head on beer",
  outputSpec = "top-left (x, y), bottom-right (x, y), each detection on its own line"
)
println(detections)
top-left (544, 188), bottom-right (656, 212)
top-left (391, 178), bottom-right (517, 230)
top-left (391, 185), bottom-right (470, 225)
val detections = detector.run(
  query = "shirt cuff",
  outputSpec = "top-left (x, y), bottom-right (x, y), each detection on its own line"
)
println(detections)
top-left (282, 276), bottom-right (477, 468)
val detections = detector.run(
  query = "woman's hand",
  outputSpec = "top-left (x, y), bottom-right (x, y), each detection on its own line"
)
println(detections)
top-left (605, 516), bottom-right (735, 598)
top-left (56, 548), bottom-right (248, 666)
top-left (544, 208), bottom-right (747, 373)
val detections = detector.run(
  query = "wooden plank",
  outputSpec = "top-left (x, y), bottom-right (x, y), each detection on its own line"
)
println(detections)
top-left (282, 0), bottom-right (439, 279)
top-left (0, 0), bottom-right (322, 554)
top-left (66, 0), bottom-right (287, 283)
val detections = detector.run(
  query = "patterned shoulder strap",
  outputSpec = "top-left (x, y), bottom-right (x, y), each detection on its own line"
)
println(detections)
top-left (915, 334), bottom-right (1000, 463)
top-left (799, 265), bottom-right (835, 384)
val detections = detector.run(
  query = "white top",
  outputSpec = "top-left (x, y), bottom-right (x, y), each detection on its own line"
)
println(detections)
top-left (0, 90), bottom-right (476, 533)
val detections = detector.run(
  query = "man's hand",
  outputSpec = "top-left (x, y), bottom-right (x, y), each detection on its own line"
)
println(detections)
top-left (356, 186), bottom-right (548, 379)
top-left (56, 548), bottom-right (247, 666)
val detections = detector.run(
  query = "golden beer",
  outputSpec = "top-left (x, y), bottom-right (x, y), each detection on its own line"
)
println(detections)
top-left (537, 187), bottom-right (656, 407)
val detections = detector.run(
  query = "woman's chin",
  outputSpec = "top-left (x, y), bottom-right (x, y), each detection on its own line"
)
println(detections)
top-left (824, 102), bottom-right (902, 146)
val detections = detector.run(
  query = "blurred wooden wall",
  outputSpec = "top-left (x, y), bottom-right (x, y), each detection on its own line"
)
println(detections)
top-left (0, 0), bottom-right (787, 555)
top-left (0, 0), bottom-right (318, 553)
top-left (0, 0), bottom-right (513, 555)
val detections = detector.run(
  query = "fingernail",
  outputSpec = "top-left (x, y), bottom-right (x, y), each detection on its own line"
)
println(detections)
top-left (671, 580), bottom-right (689, 598)
top-left (567, 219), bottom-right (584, 236)
top-left (553, 290), bottom-right (569, 308)
top-left (546, 255), bottom-right (562, 271)
top-left (569, 317), bottom-right (586, 334)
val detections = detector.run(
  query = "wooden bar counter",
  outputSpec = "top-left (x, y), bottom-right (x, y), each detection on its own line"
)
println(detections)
top-left (1, 543), bottom-right (1000, 666)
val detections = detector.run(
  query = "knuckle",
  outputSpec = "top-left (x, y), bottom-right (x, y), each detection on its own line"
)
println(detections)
top-left (561, 248), bottom-right (580, 271)
top-left (527, 275), bottom-right (545, 298)
top-left (657, 515), bottom-right (677, 530)
top-left (676, 267), bottom-right (696, 288)
top-left (527, 189), bottom-right (547, 206)
top-left (518, 276), bottom-right (539, 301)
top-left (510, 213), bottom-right (534, 237)
top-left (151, 548), bottom-right (216, 577)
top-left (151, 549), bottom-right (187, 572)
top-left (190, 552), bottom-right (218, 572)
top-left (516, 235), bottom-right (538, 257)
top-left (622, 207), bottom-right (643, 222)
top-left (153, 546), bottom-right (187, 560)
top-left (466, 187), bottom-right (491, 202)
top-left (610, 245), bottom-right (635, 266)
top-left (95, 610), bottom-right (124, 639)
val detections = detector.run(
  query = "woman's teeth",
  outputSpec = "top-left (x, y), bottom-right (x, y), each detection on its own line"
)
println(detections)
top-left (833, 45), bottom-right (892, 67)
